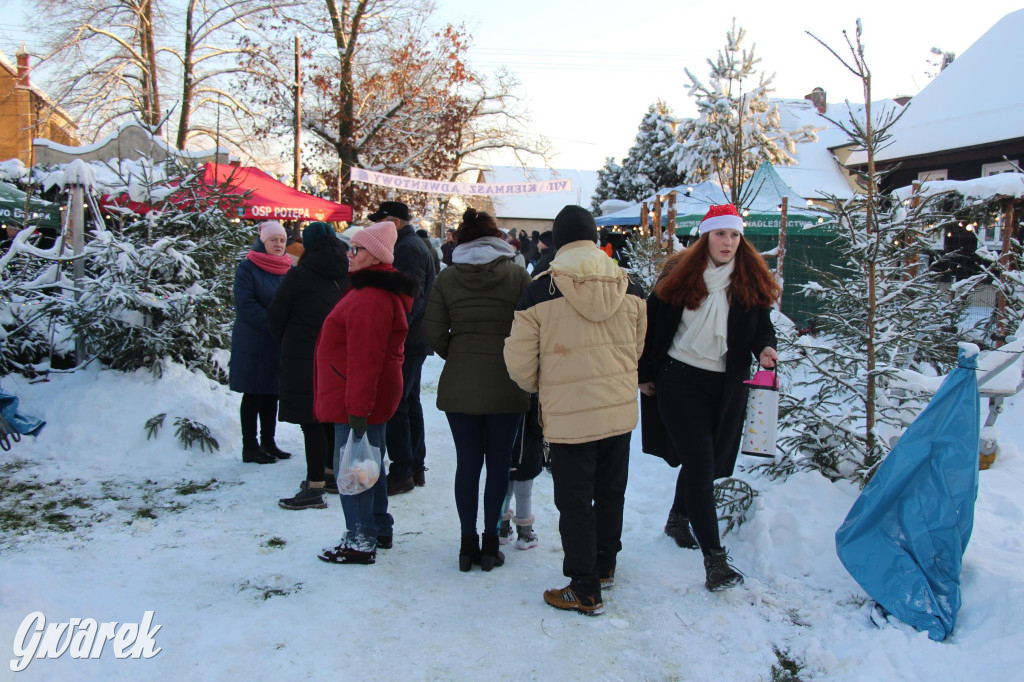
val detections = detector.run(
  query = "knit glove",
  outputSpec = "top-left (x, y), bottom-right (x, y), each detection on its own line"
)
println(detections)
top-left (348, 415), bottom-right (367, 437)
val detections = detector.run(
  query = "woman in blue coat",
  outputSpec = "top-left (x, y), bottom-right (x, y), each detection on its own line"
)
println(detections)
top-left (229, 221), bottom-right (293, 464)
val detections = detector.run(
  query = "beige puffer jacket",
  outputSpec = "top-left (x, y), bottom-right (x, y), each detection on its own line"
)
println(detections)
top-left (503, 241), bottom-right (646, 444)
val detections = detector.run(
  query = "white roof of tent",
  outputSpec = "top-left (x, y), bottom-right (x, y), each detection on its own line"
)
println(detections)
top-left (847, 9), bottom-right (1024, 165)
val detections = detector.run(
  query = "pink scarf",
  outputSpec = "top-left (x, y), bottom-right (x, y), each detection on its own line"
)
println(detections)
top-left (246, 250), bottom-right (292, 275)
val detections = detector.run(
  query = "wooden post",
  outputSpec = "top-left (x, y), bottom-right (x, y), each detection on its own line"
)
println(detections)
top-left (640, 201), bottom-right (649, 234)
top-left (71, 184), bottom-right (86, 364)
top-left (996, 198), bottom-right (1017, 346)
top-left (776, 197), bottom-right (788, 310)
top-left (293, 34), bottom-right (302, 191)
top-left (906, 181), bottom-right (921, 280)
top-left (652, 196), bottom-right (662, 246)
top-left (667, 193), bottom-right (677, 254)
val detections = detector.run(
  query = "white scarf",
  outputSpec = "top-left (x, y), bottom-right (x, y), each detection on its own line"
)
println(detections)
top-left (677, 258), bottom-right (733, 362)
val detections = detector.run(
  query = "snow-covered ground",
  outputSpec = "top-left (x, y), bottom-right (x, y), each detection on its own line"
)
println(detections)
top-left (1, 355), bottom-right (1022, 681)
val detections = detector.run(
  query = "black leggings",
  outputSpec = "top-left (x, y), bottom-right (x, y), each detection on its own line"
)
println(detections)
top-left (446, 412), bottom-right (521, 537)
top-left (240, 393), bottom-right (278, 449)
top-left (300, 422), bottom-right (335, 483)
top-left (656, 359), bottom-right (726, 555)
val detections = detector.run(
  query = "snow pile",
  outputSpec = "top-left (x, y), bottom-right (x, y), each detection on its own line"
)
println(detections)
top-left (0, 158), bottom-right (28, 182)
top-left (0, 356), bottom-right (1023, 680)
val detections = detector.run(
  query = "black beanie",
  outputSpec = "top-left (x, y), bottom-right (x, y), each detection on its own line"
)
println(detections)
top-left (538, 231), bottom-right (553, 248)
top-left (303, 221), bottom-right (335, 249)
top-left (552, 205), bottom-right (598, 249)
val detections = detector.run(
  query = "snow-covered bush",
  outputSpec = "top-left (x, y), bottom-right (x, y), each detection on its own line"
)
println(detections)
top-left (1, 161), bottom-right (252, 381)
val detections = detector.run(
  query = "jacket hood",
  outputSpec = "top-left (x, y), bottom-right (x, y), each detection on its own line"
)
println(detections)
top-left (350, 264), bottom-right (417, 314)
top-left (299, 238), bottom-right (349, 280)
top-left (451, 236), bottom-right (515, 265)
top-left (545, 241), bottom-right (628, 323)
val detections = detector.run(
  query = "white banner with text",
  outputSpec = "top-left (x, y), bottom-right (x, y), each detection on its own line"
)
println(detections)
top-left (350, 168), bottom-right (573, 197)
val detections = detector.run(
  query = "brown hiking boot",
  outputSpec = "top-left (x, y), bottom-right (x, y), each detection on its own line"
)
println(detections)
top-left (543, 584), bottom-right (603, 615)
top-left (599, 568), bottom-right (615, 589)
top-left (664, 512), bottom-right (699, 549)
top-left (386, 475), bottom-right (415, 496)
top-left (704, 548), bottom-right (743, 591)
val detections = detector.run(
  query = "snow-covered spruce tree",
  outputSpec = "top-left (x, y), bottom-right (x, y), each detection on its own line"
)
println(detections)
top-left (619, 102), bottom-right (684, 203)
top-left (64, 161), bottom-right (252, 380)
top-left (624, 232), bottom-right (670, 298)
top-left (590, 158), bottom-right (626, 215)
top-left (590, 102), bottom-right (684, 214)
top-left (774, 24), bottom-right (973, 484)
top-left (669, 19), bottom-right (814, 208)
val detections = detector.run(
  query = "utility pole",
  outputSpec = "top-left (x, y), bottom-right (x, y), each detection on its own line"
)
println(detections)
top-left (293, 34), bottom-right (302, 190)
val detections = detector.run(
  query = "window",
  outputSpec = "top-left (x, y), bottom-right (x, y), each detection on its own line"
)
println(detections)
top-left (917, 169), bottom-right (948, 182)
top-left (982, 160), bottom-right (1019, 176)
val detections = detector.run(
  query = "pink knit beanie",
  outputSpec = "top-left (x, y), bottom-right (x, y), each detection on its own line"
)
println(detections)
top-left (258, 220), bottom-right (288, 243)
top-left (351, 221), bottom-right (397, 264)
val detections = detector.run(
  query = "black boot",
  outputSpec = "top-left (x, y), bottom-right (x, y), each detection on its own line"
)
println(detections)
top-left (242, 446), bottom-right (276, 464)
top-left (704, 548), bottom-right (744, 591)
top-left (664, 511), bottom-right (699, 549)
top-left (459, 534), bottom-right (481, 572)
top-left (261, 441), bottom-right (292, 460)
top-left (480, 532), bottom-right (505, 572)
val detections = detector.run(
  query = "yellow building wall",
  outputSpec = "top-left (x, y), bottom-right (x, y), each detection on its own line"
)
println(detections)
top-left (0, 67), bottom-right (78, 164)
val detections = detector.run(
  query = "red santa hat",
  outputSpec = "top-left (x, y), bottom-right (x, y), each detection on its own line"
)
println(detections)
top-left (698, 204), bottom-right (744, 235)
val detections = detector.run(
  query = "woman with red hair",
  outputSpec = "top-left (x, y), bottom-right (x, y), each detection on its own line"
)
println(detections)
top-left (638, 204), bottom-right (780, 591)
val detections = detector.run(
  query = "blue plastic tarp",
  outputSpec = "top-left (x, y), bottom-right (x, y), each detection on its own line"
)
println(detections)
top-left (835, 345), bottom-right (980, 641)
top-left (0, 389), bottom-right (45, 440)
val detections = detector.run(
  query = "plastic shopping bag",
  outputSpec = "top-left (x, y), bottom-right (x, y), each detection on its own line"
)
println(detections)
top-left (337, 430), bottom-right (382, 495)
top-left (741, 368), bottom-right (779, 461)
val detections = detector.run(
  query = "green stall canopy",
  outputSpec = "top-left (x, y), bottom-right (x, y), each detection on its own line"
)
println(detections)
top-left (0, 181), bottom-right (62, 231)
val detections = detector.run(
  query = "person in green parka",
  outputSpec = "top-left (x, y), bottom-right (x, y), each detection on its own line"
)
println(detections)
top-left (423, 208), bottom-right (532, 573)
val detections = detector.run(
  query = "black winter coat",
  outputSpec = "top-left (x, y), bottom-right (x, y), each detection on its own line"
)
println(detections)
top-left (268, 238), bottom-right (349, 423)
top-left (393, 224), bottom-right (436, 356)
top-left (637, 292), bottom-right (776, 478)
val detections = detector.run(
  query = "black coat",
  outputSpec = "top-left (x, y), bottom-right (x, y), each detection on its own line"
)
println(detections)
top-left (268, 238), bottom-right (349, 424)
top-left (637, 292), bottom-right (776, 478)
top-left (393, 224), bottom-right (437, 356)
top-left (510, 393), bottom-right (545, 481)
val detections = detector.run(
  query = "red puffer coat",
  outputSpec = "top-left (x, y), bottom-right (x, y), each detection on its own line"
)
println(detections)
top-left (313, 264), bottom-right (418, 426)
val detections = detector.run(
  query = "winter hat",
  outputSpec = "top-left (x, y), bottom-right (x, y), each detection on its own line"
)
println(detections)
top-left (258, 220), bottom-right (287, 243)
top-left (351, 221), bottom-right (397, 264)
top-left (302, 221), bottom-right (335, 249)
top-left (368, 201), bottom-right (411, 222)
top-left (538, 231), bottom-right (554, 248)
top-left (552, 205), bottom-right (598, 249)
top-left (337, 225), bottom-right (363, 247)
top-left (510, 239), bottom-right (521, 250)
top-left (698, 204), bottom-right (744, 235)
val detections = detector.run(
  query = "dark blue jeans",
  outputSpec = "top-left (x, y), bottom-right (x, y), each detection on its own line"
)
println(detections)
top-left (335, 422), bottom-right (393, 551)
top-left (446, 412), bottom-right (521, 537)
top-left (386, 353), bottom-right (426, 480)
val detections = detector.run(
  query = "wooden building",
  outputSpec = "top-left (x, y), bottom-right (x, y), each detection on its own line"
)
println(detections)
top-left (0, 50), bottom-right (78, 165)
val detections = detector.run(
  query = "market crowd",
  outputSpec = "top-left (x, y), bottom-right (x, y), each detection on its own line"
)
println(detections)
top-left (228, 199), bottom-right (778, 615)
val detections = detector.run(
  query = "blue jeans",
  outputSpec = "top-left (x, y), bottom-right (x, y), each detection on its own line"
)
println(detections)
top-left (335, 423), bottom-right (393, 551)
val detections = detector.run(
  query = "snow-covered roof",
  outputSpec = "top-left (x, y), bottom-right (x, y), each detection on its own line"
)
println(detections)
top-left (0, 48), bottom-right (71, 120)
top-left (847, 9), bottom-right (1024, 165)
top-left (891, 172), bottom-right (1024, 202)
top-left (773, 98), bottom-right (901, 200)
top-left (480, 166), bottom-right (598, 220)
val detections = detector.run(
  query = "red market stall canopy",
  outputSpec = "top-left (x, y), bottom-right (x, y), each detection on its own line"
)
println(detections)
top-left (103, 163), bottom-right (352, 223)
